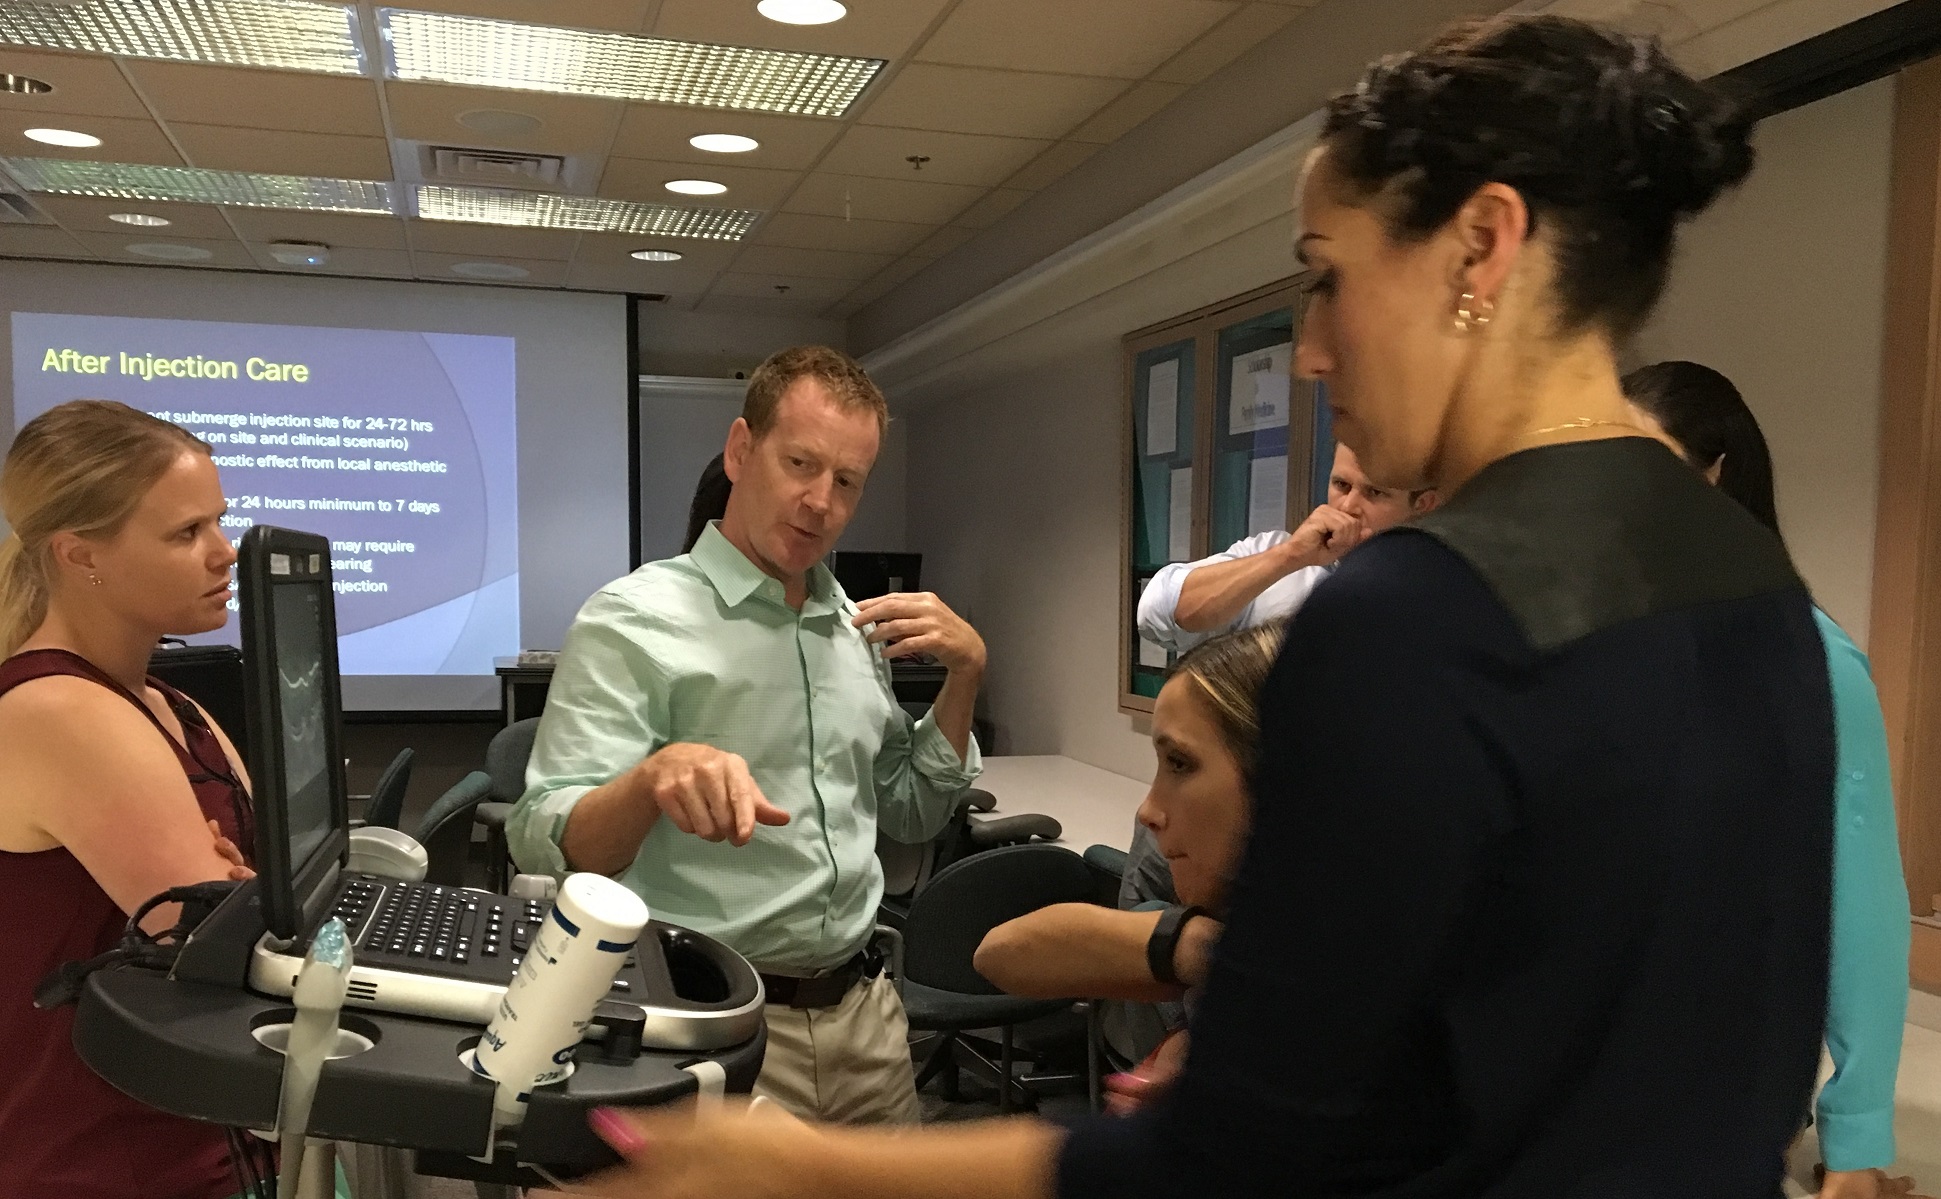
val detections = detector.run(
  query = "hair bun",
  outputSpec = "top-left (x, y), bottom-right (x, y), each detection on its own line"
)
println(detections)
top-left (1600, 35), bottom-right (1754, 216)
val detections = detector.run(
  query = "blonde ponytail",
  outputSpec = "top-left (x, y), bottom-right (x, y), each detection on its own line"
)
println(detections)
top-left (1, 401), bottom-right (209, 658)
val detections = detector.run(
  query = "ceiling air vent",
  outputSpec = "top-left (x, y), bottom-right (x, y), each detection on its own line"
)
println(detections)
top-left (427, 146), bottom-right (566, 188)
top-left (0, 191), bottom-right (49, 224)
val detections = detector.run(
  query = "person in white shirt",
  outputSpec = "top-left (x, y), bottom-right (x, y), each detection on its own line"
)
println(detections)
top-left (1137, 444), bottom-right (1437, 653)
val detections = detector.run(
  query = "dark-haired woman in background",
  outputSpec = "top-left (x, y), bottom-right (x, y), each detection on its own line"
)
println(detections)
top-left (1626, 362), bottom-right (1923, 1199)
top-left (578, 17), bottom-right (1835, 1199)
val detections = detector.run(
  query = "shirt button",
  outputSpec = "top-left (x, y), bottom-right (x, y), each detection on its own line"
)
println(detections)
top-left (1849, 770), bottom-right (1865, 782)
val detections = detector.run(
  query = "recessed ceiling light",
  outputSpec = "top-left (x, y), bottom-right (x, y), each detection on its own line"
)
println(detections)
top-left (0, 75), bottom-right (53, 96)
top-left (630, 249), bottom-right (684, 262)
top-left (2, 157), bottom-right (396, 215)
top-left (108, 212), bottom-right (171, 226)
top-left (456, 109), bottom-right (544, 137)
top-left (689, 134), bottom-right (759, 154)
top-left (757, 0), bottom-right (847, 25)
top-left (127, 242), bottom-right (213, 261)
top-left (415, 185), bottom-right (760, 241)
top-left (24, 127), bottom-right (100, 148)
top-left (0, 0), bottom-right (364, 74)
top-left (379, 9), bottom-right (882, 118)
top-left (665, 179), bottom-right (727, 196)
top-left (450, 261), bottom-right (529, 280)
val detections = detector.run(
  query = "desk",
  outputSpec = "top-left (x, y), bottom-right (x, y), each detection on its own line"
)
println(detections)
top-left (974, 755), bottom-right (1150, 852)
top-left (493, 657), bottom-right (554, 726)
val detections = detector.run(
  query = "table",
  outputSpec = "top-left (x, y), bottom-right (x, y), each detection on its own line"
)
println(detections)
top-left (973, 755), bottom-right (1151, 852)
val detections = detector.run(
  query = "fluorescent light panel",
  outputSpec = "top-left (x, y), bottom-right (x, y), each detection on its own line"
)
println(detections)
top-left (2, 158), bottom-right (396, 214)
top-left (0, 0), bottom-right (364, 74)
top-left (416, 186), bottom-right (759, 241)
top-left (380, 8), bottom-right (883, 118)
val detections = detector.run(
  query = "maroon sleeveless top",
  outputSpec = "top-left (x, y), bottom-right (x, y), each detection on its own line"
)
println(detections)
top-left (0, 649), bottom-right (250, 1199)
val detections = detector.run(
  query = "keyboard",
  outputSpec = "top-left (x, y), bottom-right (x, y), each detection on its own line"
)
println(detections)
top-left (309, 876), bottom-right (642, 993)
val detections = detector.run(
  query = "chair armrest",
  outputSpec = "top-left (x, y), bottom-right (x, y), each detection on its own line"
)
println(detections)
top-left (959, 788), bottom-right (997, 813)
top-left (413, 770), bottom-right (493, 841)
top-left (965, 813), bottom-right (1062, 852)
top-left (474, 801), bottom-right (514, 830)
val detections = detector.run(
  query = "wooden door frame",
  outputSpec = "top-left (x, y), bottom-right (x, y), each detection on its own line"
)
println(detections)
top-left (1871, 54), bottom-right (1941, 990)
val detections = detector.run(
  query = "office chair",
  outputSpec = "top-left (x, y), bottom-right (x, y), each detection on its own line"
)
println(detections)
top-left (356, 748), bottom-right (415, 832)
top-left (899, 843), bottom-right (1098, 1112)
top-left (417, 718), bottom-right (538, 889)
top-left (878, 794), bottom-right (1062, 932)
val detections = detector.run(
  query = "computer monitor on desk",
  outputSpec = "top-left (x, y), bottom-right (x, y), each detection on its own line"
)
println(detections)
top-left (829, 551), bottom-right (920, 602)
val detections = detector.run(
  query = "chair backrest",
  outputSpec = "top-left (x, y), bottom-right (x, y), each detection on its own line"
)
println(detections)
top-left (487, 717), bottom-right (541, 802)
top-left (1080, 843), bottom-right (1129, 908)
top-left (360, 748), bottom-right (415, 831)
top-left (901, 843), bottom-right (1098, 996)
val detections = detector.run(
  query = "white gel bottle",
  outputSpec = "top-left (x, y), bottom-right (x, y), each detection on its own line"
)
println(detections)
top-left (469, 872), bottom-right (650, 1128)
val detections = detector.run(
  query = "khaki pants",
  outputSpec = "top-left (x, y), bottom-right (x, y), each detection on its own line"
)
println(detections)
top-left (753, 972), bottom-right (920, 1124)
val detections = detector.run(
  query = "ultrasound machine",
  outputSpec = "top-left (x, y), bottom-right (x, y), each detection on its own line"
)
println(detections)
top-left (67, 526), bottom-right (766, 1193)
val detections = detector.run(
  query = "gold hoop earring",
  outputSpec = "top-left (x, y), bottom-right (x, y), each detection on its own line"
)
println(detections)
top-left (1455, 292), bottom-right (1495, 333)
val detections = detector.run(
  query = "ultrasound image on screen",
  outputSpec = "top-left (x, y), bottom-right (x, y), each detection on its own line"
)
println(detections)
top-left (274, 584), bottom-right (333, 873)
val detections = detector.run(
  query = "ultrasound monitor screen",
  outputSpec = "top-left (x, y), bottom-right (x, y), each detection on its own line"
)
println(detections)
top-left (274, 583), bottom-right (333, 875)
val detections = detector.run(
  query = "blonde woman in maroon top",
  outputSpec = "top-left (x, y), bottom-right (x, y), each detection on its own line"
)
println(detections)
top-left (0, 400), bottom-right (256, 1199)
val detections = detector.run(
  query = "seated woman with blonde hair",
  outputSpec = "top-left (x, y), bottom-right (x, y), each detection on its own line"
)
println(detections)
top-left (975, 620), bottom-right (1286, 1110)
top-left (0, 400), bottom-right (258, 1198)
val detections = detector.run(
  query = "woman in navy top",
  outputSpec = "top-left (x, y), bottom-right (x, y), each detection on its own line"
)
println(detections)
top-left (584, 16), bottom-right (1835, 1199)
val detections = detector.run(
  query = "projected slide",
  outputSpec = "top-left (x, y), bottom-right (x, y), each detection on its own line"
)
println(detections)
top-left (11, 312), bottom-right (518, 677)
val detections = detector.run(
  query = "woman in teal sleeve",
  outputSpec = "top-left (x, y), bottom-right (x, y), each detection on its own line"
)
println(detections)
top-left (1625, 361), bottom-right (1919, 1199)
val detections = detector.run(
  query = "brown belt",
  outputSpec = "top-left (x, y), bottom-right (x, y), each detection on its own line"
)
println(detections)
top-left (759, 946), bottom-right (883, 1009)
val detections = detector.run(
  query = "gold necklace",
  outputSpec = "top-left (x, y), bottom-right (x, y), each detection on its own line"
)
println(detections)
top-left (1527, 417), bottom-right (1640, 438)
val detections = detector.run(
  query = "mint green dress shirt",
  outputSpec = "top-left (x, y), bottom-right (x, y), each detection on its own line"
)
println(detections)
top-left (506, 523), bottom-right (981, 972)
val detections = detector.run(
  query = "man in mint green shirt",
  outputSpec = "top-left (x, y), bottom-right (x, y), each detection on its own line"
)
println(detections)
top-left (507, 345), bottom-right (983, 1124)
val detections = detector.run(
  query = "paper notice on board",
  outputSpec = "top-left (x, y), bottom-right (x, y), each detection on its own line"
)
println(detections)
top-left (1229, 342), bottom-right (1292, 434)
top-left (1247, 454), bottom-right (1288, 536)
top-left (1138, 637), bottom-right (1169, 669)
top-left (1134, 578), bottom-right (1170, 668)
top-left (1168, 467), bottom-right (1192, 562)
top-left (1146, 359), bottom-right (1180, 456)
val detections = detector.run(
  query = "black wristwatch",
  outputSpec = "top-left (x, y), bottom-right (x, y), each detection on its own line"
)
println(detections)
top-left (1145, 904), bottom-right (1208, 986)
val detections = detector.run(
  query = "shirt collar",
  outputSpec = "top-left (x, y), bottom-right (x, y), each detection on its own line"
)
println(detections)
top-left (689, 521), bottom-right (844, 617)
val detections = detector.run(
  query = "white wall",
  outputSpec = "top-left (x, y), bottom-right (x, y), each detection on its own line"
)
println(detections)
top-left (1633, 76), bottom-right (1897, 646)
top-left (899, 74), bottom-right (1899, 779)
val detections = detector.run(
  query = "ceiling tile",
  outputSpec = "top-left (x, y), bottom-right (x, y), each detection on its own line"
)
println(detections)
top-left (565, 258), bottom-right (721, 294)
top-left (710, 272), bottom-right (851, 301)
top-left (0, 49), bottom-right (149, 120)
top-left (695, 290), bottom-right (839, 318)
top-left (0, 224), bottom-right (93, 260)
top-left (222, 209), bottom-right (407, 251)
top-left (727, 244), bottom-right (893, 280)
top-left (1151, 3), bottom-right (1304, 85)
top-left (783, 171), bottom-right (984, 225)
top-left (917, 0), bottom-right (1237, 78)
top-left (30, 195), bottom-right (234, 238)
top-left (650, 0), bottom-right (955, 63)
top-left (908, 224), bottom-right (975, 259)
top-left (172, 126), bottom-right (392, 179)
top-left (410, 221), bottom-right (582, 261)
top-left (127, 62), bottom-right (384, 137)
top-left (246, 244), bottom-right (415, 279)
top-left (575, 230), bottom-right (746, 270)
top-left (0, 112), bottom-right (183, 166)
top-left (598, 156), bottom-right (800, 208)
top-left (386, 82), bottom-right (623, 158)
top-left (818, 125), bottom-right (1050, 188)
top-left (411, 251), bottom-right (570, 287)
top-left (749, 211), bottom-right (933, 255)
top-left (400, 0), bottom-right (655, 33)
top-left (856, 64), bottom-right (1126, 140)
top-left (1003, 139), bottom-right (1103, 191)
top-left (950, 187), bottom-right (1030, 229)
top-left (75, 232), bottom-right (254, 268)
top-left (830, 254), bottom-right (932, 313)
top-left (1067, 79), bottom-right (1189, 144)
top-left (609, 106), bottom-right (844, 171)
